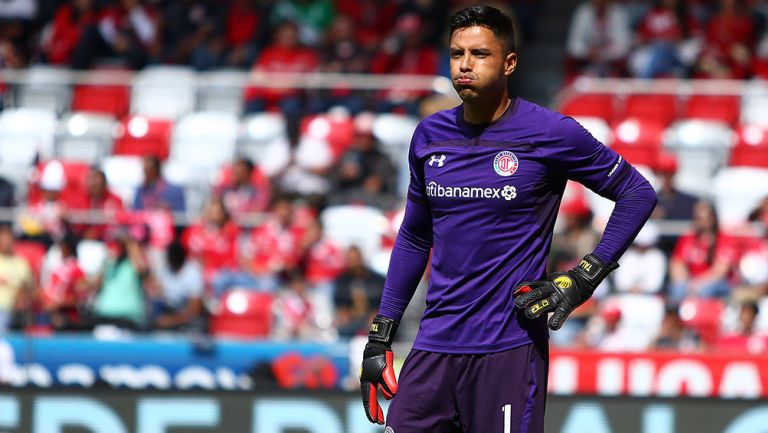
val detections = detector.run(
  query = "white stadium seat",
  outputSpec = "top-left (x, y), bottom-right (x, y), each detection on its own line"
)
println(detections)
top-left (16, 65), bottom-right (73, 114)
top-left (55, 112), bottom-right (117, 163)
top-left (239, 112), bottom-right (286, 161)
top-left (197, 69), bottom-right (248, 115)
top-left (101, 155), bottom-right (145, 206)
top-left (573, 116), bottom-right (613, 146)
top-left (712, 167), bottom-right (768, 227)
top-left (131, 66), bottom-right (197, 119)
top-left (0, 108), bottom-right (57, 166)
top-left (320, 205), bottom-right (390, 264)
top-left (168, 111), bottom-right (239, 175)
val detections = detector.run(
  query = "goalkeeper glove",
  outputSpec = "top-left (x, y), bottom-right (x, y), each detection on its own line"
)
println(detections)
top-left (360, 315), bottom-right (399, 424)
top-left (513, 253), bottom-right (618, 330)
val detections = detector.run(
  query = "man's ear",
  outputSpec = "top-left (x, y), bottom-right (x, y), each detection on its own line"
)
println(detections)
top-left (504, 52), bottom-right (517, 76)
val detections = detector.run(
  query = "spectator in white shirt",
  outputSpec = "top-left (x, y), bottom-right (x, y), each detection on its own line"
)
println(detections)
top-left (614, 221), bottom-right (667, 294)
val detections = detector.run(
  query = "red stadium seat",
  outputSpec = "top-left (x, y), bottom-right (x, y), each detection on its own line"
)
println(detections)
top-left (26, 160), bottom-right (90, 207)
top-left (679, 298), bottom-right (725, 345)
top-left (113, 116), bottom-right (173, 160)
top-left (730, 124), bottom-right (768, 168)
top-left (72, 85), bottom-right (130, 117)
top-left (625, 94), bottom-right (679, 126)
top-left (610, 117), bottom-right (666, 167)
top-left (211, 290), bottom-right (274, 339)
top-left (300, 114), bottom-right (356, 160)
top-left (684, 95), bottom-right (740, 125)
top-left (13, 241), bottom-right (47, 282)
top-left (560, 93), bottom-right (617, 123)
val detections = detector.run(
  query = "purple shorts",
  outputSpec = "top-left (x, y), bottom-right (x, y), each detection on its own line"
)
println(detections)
top-left (385, 341), bottom-right (548, 433)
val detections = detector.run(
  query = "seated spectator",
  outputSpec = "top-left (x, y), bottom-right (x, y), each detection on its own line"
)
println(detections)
top-left (162, 0), bottom-right (222, 68)
top-left (333, 246), bottom-right (385, 338)
top-left (329, 112), bottom-right (399, 209)
top-left (39, 233), bottom-right (89, 330)
top-left (0, 225), bottom-right (33, 332)
top-left (221, 0), bottom-right (269, 68)
top-left (213, 196), bottom-right (303, 295)
top-left (73, 0), bottom-right (160, 69)
top-left (629, 0), bottom-right (702, 78)
top-left (214, 157), bottom-right (271, 222)
top-left (272, 270), bottom-right (320, 340)
top-left (39, 0), bottom-right (97, 66)
top-left (182, 198), bottom-right (240, 283)
top-left (244, 21), bottom-right (319, 116)
top-left (73, 168), bottom-right (123, 240)
top-left (652, 154), bottom-right (699, 255)
top-left (18, 161), bottom-right (69, 246)
top-left (565, 0), bottom-right (632, 80)
top-left (270, 0), bottom-right (336, 47)
top-left (310, 14), bottom-right (369, 113)
top-left (371, 13), bottom-right (439, 115)
top-left (92, 227), bottom-right (148, 329)
top-left (696, 0), bottom-right (755, 78)
top-left (147, 241), bottom-right (205, 331)
top-left (668, 200), bottom-right (737, 304)
top-left (715, 301), bottom-right (767, 354)
top-left (614, 221), bottom-right (667, 294)
top-left (335, 0), bottom-right (399, 50)
top-left (550, 197), bottom-right (600, 271)
top-left (133, 155), bottom-right (186, 213)
top-left (651, 306), bottom-right (703, 352)
top-left (297, 217), bottom-right (344, 322)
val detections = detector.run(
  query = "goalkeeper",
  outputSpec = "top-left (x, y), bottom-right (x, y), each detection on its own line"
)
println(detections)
top-left (360, 5), bottom-right (657, 433)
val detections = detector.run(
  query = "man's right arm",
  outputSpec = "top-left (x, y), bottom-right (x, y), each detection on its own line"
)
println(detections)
top-left (377, 198), bottom-right (432, 321)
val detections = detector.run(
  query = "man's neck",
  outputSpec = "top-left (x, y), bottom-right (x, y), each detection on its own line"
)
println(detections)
top-left (463, 94), bottom-right (512, 126)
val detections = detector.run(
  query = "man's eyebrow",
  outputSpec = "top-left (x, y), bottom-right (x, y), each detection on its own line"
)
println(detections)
top-left (470, 48), bottom-right (492, 54)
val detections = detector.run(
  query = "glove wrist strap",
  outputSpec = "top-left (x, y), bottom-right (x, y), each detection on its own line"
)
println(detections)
top-left (572, 253), bottom-right (619, 288)
top-left (368, 315), bottom-right (398, 347)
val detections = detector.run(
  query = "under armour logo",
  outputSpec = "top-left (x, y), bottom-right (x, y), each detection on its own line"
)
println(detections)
top-left (429, 154), bottom-right (446, 167)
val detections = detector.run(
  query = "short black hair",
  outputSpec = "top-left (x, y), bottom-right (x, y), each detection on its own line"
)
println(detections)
top-left (448, 5), bottom-right (515, 53)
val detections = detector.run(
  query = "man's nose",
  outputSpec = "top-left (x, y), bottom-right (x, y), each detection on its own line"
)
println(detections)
top-left (460, 55), bottom-right (472, 71)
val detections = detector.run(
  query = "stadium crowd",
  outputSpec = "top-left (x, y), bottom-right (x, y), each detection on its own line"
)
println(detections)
top-left (0, 0), bottom-right (766, 357)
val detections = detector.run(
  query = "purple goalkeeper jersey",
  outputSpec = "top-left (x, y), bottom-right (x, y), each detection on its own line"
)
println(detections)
top-left (383, 98), bottom-right (652, 354)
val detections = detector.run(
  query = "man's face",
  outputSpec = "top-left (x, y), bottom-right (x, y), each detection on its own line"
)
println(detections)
top-left (449, 26), bottom-right (516, 102)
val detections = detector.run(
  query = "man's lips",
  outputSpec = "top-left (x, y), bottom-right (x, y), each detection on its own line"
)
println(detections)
top-left (456, 77), bottom-right (475, 85)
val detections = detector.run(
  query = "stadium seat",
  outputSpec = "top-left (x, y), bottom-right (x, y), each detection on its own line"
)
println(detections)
top-left (560, 93), bottom-right (617, 122)
top-left (239, 112), bottom-right (286, 161)
top-left (679, 298), bottom-right (725, 345)
top-left (0, 108), bottom-right (57, 166)
top-left (601, 294), bottom-right (665, 350)
top-left (72, 69), bottom-right (132, 117)
top-left (197, 69), bottom-right (248, 115)
top-left (372, 113), bottom-right (419, 149)
top-left (301, 111), bottom-right (355, 160)
top-left (13, 241), bottom-right (47, 282)
top-left (113, 116), bottom-right (173, 160)
top-left (663, 120), bottom-right (735, 196)
top-left (730, 124), bottom-right (768, 168)
top-left (609, 117), bottom-right (665, 167)
top-left (130, 66), bottom-right (197, 119)
top-left (684, 94), bottom-right (740, 125)
top-left (101, 155), bottom-right (145, 205)
top-left (211, 290), bottom-right (274, 339)
top-left (320, 205), bottom-right (389, 264)
top-left (624, 94), bottom-right (679, 126)
top-left (55, 113), bottom-right (117, 163)
top-left (15, 66), bottom-right (73, 114)
top-left (572, 116), bottom-right (613, 146)
top-left (168, 111), bottom-right (239, 174)
top-left (76, 240), bottom-right (108, 278)
top-left (712, 167), bottom-right (768, 227)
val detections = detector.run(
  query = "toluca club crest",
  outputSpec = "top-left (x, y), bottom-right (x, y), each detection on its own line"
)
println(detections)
top-left (493, 151), bottom-right (519, 177)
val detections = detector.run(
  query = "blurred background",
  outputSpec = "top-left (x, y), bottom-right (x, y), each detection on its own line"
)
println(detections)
top-left (1, 0), bottom-right (768, 432)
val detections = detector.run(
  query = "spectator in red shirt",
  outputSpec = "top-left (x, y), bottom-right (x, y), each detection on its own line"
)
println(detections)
top-left (73, 168), bottom-right (124, 241)
top-left (244, 21), bottom-right (319, 116)
top-left (715, 301), bottom-right (767, 354)
top-left (18, 161), bottom-right (69, 246)
top-left (40, 0), bottom-right (98, 66)
top-left (212, 196), bottom-right (303, 296)
top-left (214, 157), bottom-right (271, 223)
top-left (182, 198), bottom-right (240, 283)
top-left (39, 233), bottom-right (89, 330)
top-left (297, 217), bottom-right (344, 324)
top-left (629, 0), bottom-right (702, 78)
top-left (73, 0), bottom-right (160, 69)
top-left (696, 0), bottom-right (756, 78)
top-left (668, 200), bottom-right (737, 304)
top-left (371, 13), bottom-right (439, 115)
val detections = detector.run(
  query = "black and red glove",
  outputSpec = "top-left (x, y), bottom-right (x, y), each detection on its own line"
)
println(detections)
top-left (360, 315), bottom-right (399, 424)
top-left (514, 254), bottom-right (618, 330)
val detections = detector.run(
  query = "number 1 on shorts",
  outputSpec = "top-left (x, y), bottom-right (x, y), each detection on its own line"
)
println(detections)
top-left (502, 404), bottom-right (511, 433)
